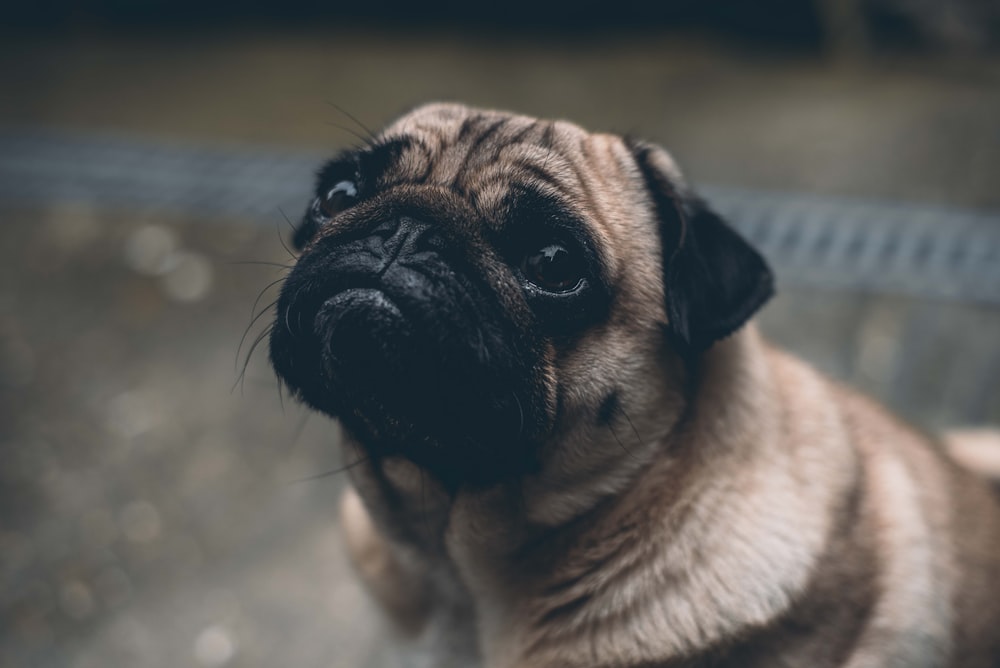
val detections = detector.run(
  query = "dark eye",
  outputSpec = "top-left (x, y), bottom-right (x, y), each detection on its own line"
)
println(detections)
top-left (316, 180), bottom-right (359, 219)
top-left (521, 243), bottom-right (584, 293)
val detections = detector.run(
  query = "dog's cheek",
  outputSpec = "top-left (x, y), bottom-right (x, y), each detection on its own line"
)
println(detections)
top-left (471, 257), bottom-right (559, 435)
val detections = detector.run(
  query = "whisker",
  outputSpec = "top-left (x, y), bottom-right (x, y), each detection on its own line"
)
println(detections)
top-left (233, 323), bottom-right (275, 394)
top-left (609, 422), bottom-right (639, 461)
top-left (621, 410), bottom-right (647, 450)
top-left (278, 207), bottom-right (297, 234)
top-left (275, 212), bottom-right (297, 260)
top-left (229, 260), bottom-right (293, 269)
top-left (235, 296), bottom-right (280, 370)
top-left (324, 120), bottom-right (373, 146)
top-left (285, 409), bottom-right (312, 457)
top-left (325, 102), bottom-right (378, 143)
top-left (234, 282), bottom-right (282, 372)
top-left (248, 278), bottom-right (285, 324)
top-left (512, 392), bottom-right (525, 438)
top-left (292, 456), bottom-right (371, 483)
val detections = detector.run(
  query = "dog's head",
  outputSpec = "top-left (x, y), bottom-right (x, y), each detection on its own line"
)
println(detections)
top-left (269, 103), bottom-right (772, 489)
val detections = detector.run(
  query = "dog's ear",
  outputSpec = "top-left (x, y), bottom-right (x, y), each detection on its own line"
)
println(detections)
top-left (629, 140), bottom-right (774, 355)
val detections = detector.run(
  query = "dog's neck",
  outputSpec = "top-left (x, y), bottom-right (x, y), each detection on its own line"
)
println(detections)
top-left (447, 326), bottom-right (778, 555)
top-left (440, 326), bottom-right (861, 667)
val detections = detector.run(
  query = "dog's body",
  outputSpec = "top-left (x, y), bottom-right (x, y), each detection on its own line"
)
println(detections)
top-left (269, 103), bottom-right (1000, 667)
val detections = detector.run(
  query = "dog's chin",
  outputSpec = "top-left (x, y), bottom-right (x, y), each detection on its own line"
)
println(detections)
top-left (277, 282), bottom-right (540, 488)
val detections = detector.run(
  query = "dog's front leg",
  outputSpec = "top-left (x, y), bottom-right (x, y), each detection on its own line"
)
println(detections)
top-left (339, 451), bottom-right (481, 668)
top-left (340, 485), bottom-right (432, 636)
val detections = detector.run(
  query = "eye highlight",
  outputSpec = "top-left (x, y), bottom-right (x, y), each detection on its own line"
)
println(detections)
top-left (316, 180), bottom-right (359, 219)
top-left (521, 243), bottom-right (584, 293)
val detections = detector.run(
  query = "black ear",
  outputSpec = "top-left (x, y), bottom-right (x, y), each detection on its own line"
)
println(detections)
top-left (629, 140), bottom-right (774, 355)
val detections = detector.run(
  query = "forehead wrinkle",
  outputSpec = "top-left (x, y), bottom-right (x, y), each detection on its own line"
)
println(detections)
top-left (559, 133), bottom-right (613, 241)
top-left (440, 115), bottom-right (510, 192)
top-left (463, 154), bottom-right (584, 233)
top-left (428, 140), bottom-right (483, 186)
top-left (374, 126), bottom-right (444, 185)
top-left (461, 143), bottom-right (582, 209)
top-left (465, 163), bottom-right (565, 222)
top-left (474, 179), bottom-right (509, 226)
top-left (572, 134), bottom-right (639, 283)
top-left (447, 116), bottom-right (539, 186)
top-left (380, 115), bottom-right (506, 188)
top-left (497, 116), bottom-right (544, 149)
top-left (443, 126), bottom-right (581, 211)
top-left (595, 136), bottom-right (668, 308)
top-left (373, 111), bottom-right (625, 248)
top-left (582, 135), bottom-right (632, 209)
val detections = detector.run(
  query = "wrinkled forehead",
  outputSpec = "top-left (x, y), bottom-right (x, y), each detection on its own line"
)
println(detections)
top-left (383, 103), bottom-right (581, 160)
top-left (377, 104), bottom-right (636, 219)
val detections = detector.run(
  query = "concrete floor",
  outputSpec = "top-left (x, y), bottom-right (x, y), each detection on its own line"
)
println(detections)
top-left (0, 211), bottom-right (395, 668)
top-left (1, 28), bottom-right (999, 668)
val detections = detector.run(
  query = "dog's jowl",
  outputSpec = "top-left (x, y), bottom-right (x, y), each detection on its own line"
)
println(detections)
top-left (269, 103), bottom-right (1000, 668)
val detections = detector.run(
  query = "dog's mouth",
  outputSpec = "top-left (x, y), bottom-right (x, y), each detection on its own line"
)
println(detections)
top-left (268, 220), bottom-right (545, 487)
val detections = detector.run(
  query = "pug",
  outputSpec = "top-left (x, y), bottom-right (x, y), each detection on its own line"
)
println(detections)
top-left (268, 103), bottom-right (1000, 668)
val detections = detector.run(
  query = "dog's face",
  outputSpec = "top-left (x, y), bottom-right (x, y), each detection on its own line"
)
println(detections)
top-left (269, 103), bottom-right (772, 489)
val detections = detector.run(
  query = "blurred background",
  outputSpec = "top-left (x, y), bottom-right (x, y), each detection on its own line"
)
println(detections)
top-left (1, 2), bottom-right (999, 667)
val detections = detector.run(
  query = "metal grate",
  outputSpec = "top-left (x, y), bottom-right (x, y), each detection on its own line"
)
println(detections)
top-left (2, 128), bottom-right (999, 304)
top-left (704, 186), bottom-right (1000, 304)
